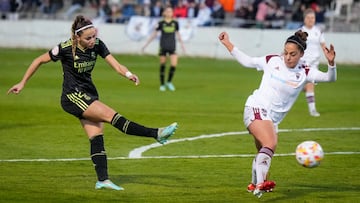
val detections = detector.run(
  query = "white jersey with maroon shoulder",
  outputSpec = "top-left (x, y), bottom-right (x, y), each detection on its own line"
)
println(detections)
top-left (243, 53), bottom-right (308, 113)
top-left (231, 47), bottom-right (336, 124)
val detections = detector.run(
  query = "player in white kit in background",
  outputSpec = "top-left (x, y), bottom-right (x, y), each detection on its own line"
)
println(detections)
top-left (301, 8), bottom-right (327, 117)
top-left (218, 30), bottom-right (336, 198)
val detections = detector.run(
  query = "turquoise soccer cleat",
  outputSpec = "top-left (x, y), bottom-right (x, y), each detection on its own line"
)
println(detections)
top-left (156, 122), bottom-right (178, 144)
top-left (95, 180), bottom-right (124, 191)
top-left (159, 85), bottom-right (166, 92)
top-left (166, 82), bottom-right (176, 91)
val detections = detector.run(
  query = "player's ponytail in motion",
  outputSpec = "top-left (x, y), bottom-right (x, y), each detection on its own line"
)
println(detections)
top-left (286, 30), bottom-right (308, 52)
top-left (71, 15), bottom-right (94, 59)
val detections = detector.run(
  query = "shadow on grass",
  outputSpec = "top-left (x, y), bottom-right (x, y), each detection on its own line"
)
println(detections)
top-left (267, 183), bottom-right (359, 201)
top-left (111, 174), bottom-right (188, 188)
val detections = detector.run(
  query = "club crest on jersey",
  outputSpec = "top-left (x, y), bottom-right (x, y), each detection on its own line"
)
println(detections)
top-left (91, 52), bottom-right (96, 59)
top-left (301, 64), bottom-right (310, 69)
top-left (74, 55), bottom-right (80, 60)
top-left (301, 64), bottom-right (311, 76)
top-left (296, 72), bottom-right (301, 79)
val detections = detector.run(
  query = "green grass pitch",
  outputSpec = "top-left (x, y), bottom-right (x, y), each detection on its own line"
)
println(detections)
top-left (0, 48), bottom-right (359, 203)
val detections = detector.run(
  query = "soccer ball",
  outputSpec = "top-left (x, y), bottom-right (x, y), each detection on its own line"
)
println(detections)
top-left (295, 141), bottom-right (324, 168)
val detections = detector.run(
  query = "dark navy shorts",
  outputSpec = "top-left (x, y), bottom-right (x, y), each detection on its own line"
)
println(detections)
top-left (159, 48), bottom-right (176, 56)
top-left (61, 91), bottom-right (98, 119)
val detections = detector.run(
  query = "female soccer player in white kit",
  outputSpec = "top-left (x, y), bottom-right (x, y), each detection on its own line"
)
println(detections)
top-left (301, 8), bottom-right (327, 117)
top-left (218, 30), bottom-right (336, 198)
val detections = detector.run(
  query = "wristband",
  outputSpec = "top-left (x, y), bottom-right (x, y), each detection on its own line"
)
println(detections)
top-left (125, 71), bottom-right (133, 78)
top-left (328, 63), bottom-right (336, 69)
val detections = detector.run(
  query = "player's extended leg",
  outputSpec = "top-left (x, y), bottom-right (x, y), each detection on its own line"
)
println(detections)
top-left (81, 119), bottom-right (123, 190)
top-left (248, 120), bottom-right (277, 198)
top-left (304, 83), bottom-right (320, 117)
top-left (83, 100), bottom-right (178, 144)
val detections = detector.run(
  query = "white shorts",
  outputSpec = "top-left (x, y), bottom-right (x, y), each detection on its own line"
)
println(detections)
top-left (243, 106), bottom-right (286, 133)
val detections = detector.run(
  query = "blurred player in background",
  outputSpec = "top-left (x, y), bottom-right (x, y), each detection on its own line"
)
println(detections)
top-left (301, 8), bottom-right (327, 117)
top-left (142, 6), bottom-right (185, 92)
top-left (8, 15), bottom-right (178, 191)
top-left (218, 30), bottom-right (336, 198)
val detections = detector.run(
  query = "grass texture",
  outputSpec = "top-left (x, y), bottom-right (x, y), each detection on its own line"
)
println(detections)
top-left (0, 48), bottom-right (359, 203)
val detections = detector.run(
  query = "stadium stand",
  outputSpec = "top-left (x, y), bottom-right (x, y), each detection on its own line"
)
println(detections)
top-left (0, 0), bottom-right (359, 32)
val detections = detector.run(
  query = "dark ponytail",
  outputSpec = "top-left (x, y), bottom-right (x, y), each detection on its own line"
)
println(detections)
top-left (286, 30), bottom-right (308, 52)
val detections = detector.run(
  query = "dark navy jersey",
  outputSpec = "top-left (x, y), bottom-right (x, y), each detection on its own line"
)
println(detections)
top-left (48, 38), bottom-right (110, 97)
top-left (156, 19), bottom-right (179, 51)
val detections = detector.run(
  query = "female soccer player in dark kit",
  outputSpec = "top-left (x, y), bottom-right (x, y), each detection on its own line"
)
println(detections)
top-left (142, 6), bottom-right (185, 92)
top-left (8, 15), bottom-right (178, 191)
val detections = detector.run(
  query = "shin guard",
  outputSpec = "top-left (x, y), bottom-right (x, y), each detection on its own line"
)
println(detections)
top-left (90, 135), bottom-right (108, 181)
top-left (255, 147), bottom-right (274, 184)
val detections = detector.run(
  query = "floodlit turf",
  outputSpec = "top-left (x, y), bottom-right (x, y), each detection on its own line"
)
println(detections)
top-left (0, 48), bottom-right (359, 203)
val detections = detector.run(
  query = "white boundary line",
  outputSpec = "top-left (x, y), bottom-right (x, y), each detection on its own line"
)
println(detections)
top-left (0, 127), bottom-right (359, 162)
top-left (128, 127), bottom-right (360, 158)
top-left (1, 152), bottom-right (360, 162)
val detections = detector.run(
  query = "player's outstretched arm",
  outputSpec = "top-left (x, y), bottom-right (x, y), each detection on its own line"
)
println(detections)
top-left (176, 31), bottom-right (186, 54)
top-left (323, 44), bottom-right (336, 66)
top-left (105, 54), bottom-right (140, 86)
top-left (218, 32), bottom-right (234, 52)
top-left (218, 32), bottom-right (257, 68)
top-left (141, 30), bottom-right (158, 53)
top-left (7, 52), bottom-right (51, 94)
top-left (308, 44), bottom-right (337, 83)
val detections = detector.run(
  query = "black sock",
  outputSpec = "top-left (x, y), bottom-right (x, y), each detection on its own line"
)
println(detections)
top-left (90, 135), bottom-right (108, 181)
top-left (160, 64), bottom-right (166, 85)
top-left (168, 66), bottom-right (176, 82)
top-left (111, 113), bottom-right (158, 138)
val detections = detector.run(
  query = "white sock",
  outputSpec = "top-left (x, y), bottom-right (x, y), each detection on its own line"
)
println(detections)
top-left (255, 147), bottom-right (274, 184)
top-left (306, 92), bottom-right (316, 112)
